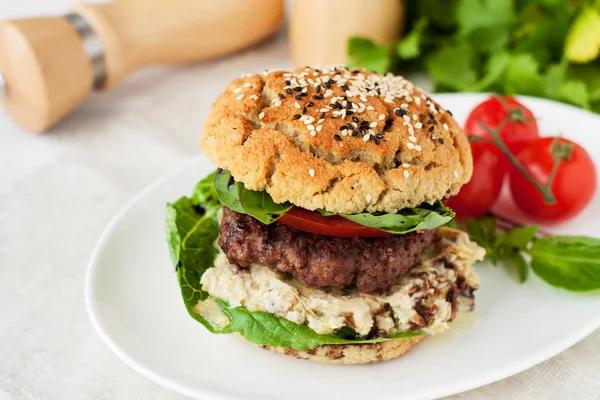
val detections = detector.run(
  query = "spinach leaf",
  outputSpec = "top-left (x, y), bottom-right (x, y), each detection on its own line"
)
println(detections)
top-left (214, 168), bottom-right (293, 224)
top-left (320, 201), bottom-right (455, 234)
top-left (528, 236), bottom-right (600, 291)
top-left (167, 172), bottom-right (423, 350)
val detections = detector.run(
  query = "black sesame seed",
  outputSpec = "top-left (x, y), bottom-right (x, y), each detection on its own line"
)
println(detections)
top-left (278, 93), bottom-right (285, 99)
top-left (341, 84), bottom-right (349, 91)
top-left (316, 85), bottom-right (322, 93)
top-left (295, 94), bottom-right (302, 100)
top-left (285, 80), bottom-right (291, 85)
top-left (334, 134), bottom-right (342, 141)
top-left (335, 102), bottom-right (342, 109)
top-left (324, 82), bottom-right (331, 89)
top-left (427, 119), bottom-right (437, 125)
top-left (373, 137), bottom-right (380, 145)
top-left (328, 79), bottom-right (335, 84)
top-left (395, 109), bottom-right (407, 117)
top-left (320, 112), bottom-right (326, 119)
top-left (346, 110), bottom-right (354, 115)
top-left (429, 126), bottom-right (435, 132)
top-left (447, 109), bottom-right (453, 116)
top-left (376, 134), bottom-right (384, 139)
top-left (294, 87), bottom-right (302, 92)
top-left (302, 107), bottom-right (307, 114)
top-left (313, 94), bottom-right (324, 100)
top-left (285, 88), bottom-right (292, 95)
top-left (339, 126), bottom-right (346, 131)
top-left (352, 131), bottom-right (359, 136)
top-left (352, 69), bottom-right (360, 74)
top-left (307, 101), bottom-right (314, 107)
top-left (428, 112), bottom-right (435, 119)
top-left (352, 116), bottom-right (359, 123)
top-left (361, 120), bottom-right (369, 126)
top-left (438, 138), bottom-right (444, 144)
top-left (294, 114), bottom-right (301, 119)
top-left (315, 69), bottom-right (320, 73)
top-left (300, 92), bottom-right (308, 97)
top-left (347, 101), bottom-right (353, 108)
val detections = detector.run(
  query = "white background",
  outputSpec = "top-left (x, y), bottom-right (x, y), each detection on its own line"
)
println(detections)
top-left (1, 1), bottom-right (598, 399)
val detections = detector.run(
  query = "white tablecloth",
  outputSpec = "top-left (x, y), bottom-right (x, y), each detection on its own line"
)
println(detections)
top-left (1, 1), bottom-right (599, 399)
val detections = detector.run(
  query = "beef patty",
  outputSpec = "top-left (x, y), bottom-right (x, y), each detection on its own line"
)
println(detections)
top-left (218, 207), bottom-right (436, 294)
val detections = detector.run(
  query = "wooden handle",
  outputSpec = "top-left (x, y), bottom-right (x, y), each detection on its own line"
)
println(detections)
top-left (74, 0), bottom-right (284, 90)
top-left (0, 0), bottom-right (284, 132)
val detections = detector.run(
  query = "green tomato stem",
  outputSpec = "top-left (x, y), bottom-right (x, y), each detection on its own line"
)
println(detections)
top-left (474, 121), bottom-right (557, 204)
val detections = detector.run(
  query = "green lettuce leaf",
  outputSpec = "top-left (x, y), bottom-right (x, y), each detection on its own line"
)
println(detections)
top-left (319, 201), bottom-right (455, 234)
top-left (166, 172), bottom-right (423, 350)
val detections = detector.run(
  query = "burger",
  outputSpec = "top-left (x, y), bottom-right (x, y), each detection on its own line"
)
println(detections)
top-left (166, 66), bottom-right (485, 364)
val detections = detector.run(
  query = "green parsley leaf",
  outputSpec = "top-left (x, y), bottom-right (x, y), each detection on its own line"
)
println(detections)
top-left (425, 44), bottom-right (478, 91)
top-left (503, 53), bottom-right (546, 97)
top-left (347, 37), bottom-right (393, 74)
top-left (397, 18), bottom-right (429, 60)
top-left (456, 0), bottom-right (515, 36)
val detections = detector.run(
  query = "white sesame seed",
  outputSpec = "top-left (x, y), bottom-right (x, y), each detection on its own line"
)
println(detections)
top-left (454, 170), bottom-right (459, 178)
top-left (259, 112), bottom-right (265, 119)
top-left (378, 114), bottom-right (386, 121)
top-left (233, 87), bottom-right (242, 93)
top-left (412, 114), bottom-right (418, 121)
top-left (414, 97), bottom-right (421, 105)
top-left (403, 115), bottom-right (410, 123)
top-left (309, 169), bottom-right (315, 177)
top-left (367, 105), bottom-right (375, 110)
top-left (302, 87), bottom-right (308, 93)
top-left (404, 170), bottom-right (410, 178)
top-left (310, 131), bottom-right (316, 137)
top-left (366, 194), bottom-right (372, 203)
top-left (415, 122), bottom-right (423, 129)
top-left (295, 102), bottom-right (301, 109)
top-left (409, 136), bottom-right (417, 143)
top-left (307, 124), bottom-right (315, 131)
top-left (401, 103), bottom-right (409, 110)
top-left (369, 121), bottom-right (378, 128)
top-left (274, 100), bottom-right (282, 107)
top-left (243, 83), bottom-right (252, 87)
top-left (415, 145), bottom-right (422, 151)
top-left (402, 163), bottom-right (410, 168)
top-left (407, 142), bottom-right (415, 149)
top-left (316, 125), bottom-right (323, 132)
top-left (443, 123), bottom-right (449, 130)
top-left (249, 94), bottom-right (258, 100)
top-left (318, 119), bottom-right (324, 124)
top-left (363, 134), bottom-right (370, 142)
top-left (236, 94), bottom-right (245, 100)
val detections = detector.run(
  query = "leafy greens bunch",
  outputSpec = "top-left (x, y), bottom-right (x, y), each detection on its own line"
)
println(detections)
top-left (463, 217), bottom-right (600, 291)
top-left (348, 0), bottom-right (600, 113)
top-left (165, 171), bottom-right (421, 351)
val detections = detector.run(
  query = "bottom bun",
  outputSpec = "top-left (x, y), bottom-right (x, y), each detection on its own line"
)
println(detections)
top-left (239, 335), bottom-right (425, 364)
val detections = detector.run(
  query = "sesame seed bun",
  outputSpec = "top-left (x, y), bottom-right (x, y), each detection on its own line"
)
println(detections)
top-left (201, 67), bottom-right (472, 214)
top-left (240, 335), bottom-right (424, 364)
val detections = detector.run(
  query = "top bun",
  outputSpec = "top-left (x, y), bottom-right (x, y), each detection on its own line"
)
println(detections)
top-left (201, 67), bottom-right (472, 214)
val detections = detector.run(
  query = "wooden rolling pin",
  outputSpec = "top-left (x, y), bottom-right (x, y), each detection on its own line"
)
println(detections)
top-left (0, 0), bottom-right (284, 132)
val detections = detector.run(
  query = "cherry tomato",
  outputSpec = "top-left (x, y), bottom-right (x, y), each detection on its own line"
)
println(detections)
top-left (509, 137), bottom-right (597, 223)
top-left (447, 142), bottom-right (508, 219)
top-left (465, 95), bottom-right (539, 156)
top-left (278, 207), bottom-right (393, 237)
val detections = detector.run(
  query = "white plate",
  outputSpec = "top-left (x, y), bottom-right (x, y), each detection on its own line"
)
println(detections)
top-left (86, 94), bottom-right (600, 400)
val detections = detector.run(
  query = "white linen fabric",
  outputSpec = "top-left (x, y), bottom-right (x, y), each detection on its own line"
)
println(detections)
top-left (0, 1), bottom-right (598, 399)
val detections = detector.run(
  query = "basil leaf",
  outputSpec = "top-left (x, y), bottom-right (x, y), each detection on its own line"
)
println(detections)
top-left (505, 225), bottom-right (539, 250)
top-left (218, 300), bottom-right (420, 351)
top-left (167, 172), bottom-right (423, 350)
top-left (319, 201), bottom-right (455, 234)
top-left (508, 251), bottom-right (529, 284)
top-left (213, 169), bottom-right (292, 224)
top-left (528, 236), bottom-right (600, 292)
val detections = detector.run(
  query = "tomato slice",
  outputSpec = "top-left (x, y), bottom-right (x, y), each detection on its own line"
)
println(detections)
top-left (277, 207), bottom-right (393, 237)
